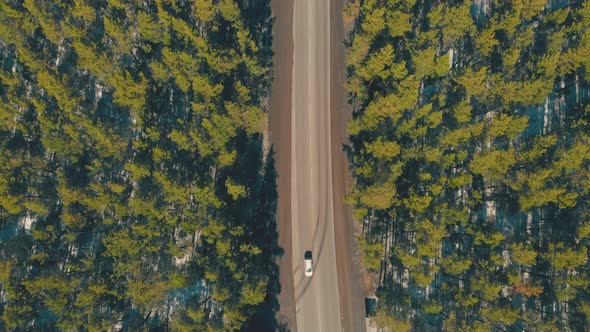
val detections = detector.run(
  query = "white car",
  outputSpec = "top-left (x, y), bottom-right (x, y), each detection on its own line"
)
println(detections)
top-left (304, 250), bottom-right (313, 277)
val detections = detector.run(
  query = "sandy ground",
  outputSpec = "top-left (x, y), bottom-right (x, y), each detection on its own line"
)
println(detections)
top-left (269, 0), bottom-right (296, 330)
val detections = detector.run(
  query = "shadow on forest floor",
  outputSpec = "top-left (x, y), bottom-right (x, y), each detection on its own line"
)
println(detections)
top-left (238, 0), bottom-right (286, 330)
top-left (221, 136), bottom-right (285, 332)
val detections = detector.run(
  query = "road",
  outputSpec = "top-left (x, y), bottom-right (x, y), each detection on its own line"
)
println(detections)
top-left (291, 0), bottom-right (343, 331)
top-left (270, 0), bottom-right (367, 330)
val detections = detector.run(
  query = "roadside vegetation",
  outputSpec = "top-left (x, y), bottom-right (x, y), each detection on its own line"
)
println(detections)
top-left (0, 0), bottom-right (280, 330)
top-left (345, 0), bottom-right (590, 330)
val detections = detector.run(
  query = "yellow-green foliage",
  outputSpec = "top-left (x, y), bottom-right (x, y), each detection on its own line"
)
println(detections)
top-left (0, 0), bottom-right (273, 329)
top-left (346, 0), bottom-right (590, 329)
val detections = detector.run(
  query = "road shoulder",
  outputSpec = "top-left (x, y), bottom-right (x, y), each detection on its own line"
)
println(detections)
top-left (269, 0), bottom-right (296, 330)
top-left (331, 0), bottom-right (370, 331)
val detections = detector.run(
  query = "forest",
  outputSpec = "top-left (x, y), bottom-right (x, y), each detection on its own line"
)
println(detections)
top-left (0, 0), bottom-right (280, 331)
top-left (345, 0), bottom-right (590, 331)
